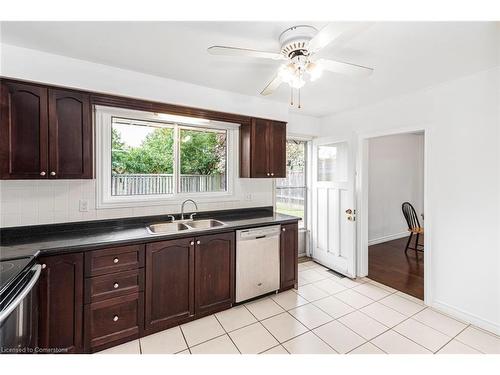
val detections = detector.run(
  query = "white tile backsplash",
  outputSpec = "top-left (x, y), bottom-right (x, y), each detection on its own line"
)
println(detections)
top-left (0, 178), bottom-right (273, 227)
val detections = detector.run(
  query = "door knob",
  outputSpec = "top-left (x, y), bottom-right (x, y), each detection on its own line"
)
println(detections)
top-left (345, 209), bottom-right (353, 215)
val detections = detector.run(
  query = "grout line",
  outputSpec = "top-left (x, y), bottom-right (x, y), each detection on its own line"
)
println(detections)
top-left (212, 313), bottom-right (242, 354)
top-left (178, 323), bottom-right (192, 351)
top-left (433, 324), bottom-right (472, 354)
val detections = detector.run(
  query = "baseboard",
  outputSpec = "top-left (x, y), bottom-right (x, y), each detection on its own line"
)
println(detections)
top-left (368, 232), bottom-right (409, 246)
top-left (431, 300), bottom-right (500, 336)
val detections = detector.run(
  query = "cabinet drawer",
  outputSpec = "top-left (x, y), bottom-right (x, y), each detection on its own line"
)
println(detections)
top-left (85, 244), bottom-right (144, 276)
top-left (85, 269), bottom-right (144, 303)
top-left (85, 292), bottom-right (143, 350)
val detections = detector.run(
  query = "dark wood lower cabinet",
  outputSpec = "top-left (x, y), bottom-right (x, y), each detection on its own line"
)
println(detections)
top-left (85, 292), bottom-right (143, 352)
top-left (280, 223), bottom-right (299, 291)
top-left (144, 238), bottom-right (195, 334)
top-left (38, 253), bottom-right (84, 353)
top-left (195, 232), bottom-right (235, 316)
top-left (36, 224), bottom-right (297, 352)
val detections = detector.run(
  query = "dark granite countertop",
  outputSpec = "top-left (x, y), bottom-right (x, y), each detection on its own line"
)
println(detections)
top-left (0, 206), bottom-right (300, 261)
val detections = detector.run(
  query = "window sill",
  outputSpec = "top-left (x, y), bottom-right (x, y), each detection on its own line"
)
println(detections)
top-left (96, 191), bottom-right (239, 209)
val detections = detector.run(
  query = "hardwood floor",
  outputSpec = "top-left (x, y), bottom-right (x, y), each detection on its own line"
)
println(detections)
top-left (368, 235), bottom-right (424, 300)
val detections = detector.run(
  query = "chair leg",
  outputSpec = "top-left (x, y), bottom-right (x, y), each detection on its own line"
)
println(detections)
top-left (415, 233), bottom-right (420, 261)
top-left (405, 233), bottom-right (413, 255)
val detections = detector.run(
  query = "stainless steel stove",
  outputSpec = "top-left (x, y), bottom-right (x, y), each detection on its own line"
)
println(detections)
top-left (0, 257), bottom-right (41, 354)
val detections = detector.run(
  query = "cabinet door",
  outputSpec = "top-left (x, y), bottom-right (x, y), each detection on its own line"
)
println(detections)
top-left (194, 232), bottom-right (235, 315)
top-left (280, 223), bottom-right (298, 291)
top-left (250, 118), bottom-right (270, 177)
top-left (0, 81), bottom-right (49, 179)
top-left (38, 253), bottom-right (84, 353)
top-left (145, 238), bottom-right (194, 333)
top-left (269, 121), bottom-right (287, 178)
top-left (48, 89), bottom-right (92, 179)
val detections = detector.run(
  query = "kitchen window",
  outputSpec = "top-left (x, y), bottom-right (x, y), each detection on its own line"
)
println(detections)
top-left (96, 106), bottom-right (237, 208)
top-left (275, 138), bottom-right (308, 228)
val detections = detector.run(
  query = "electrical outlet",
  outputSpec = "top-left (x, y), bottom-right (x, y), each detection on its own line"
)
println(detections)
top-left (79, 199), bottom-right (89, 212)
top-left (245, 193), bottom-right (252, 201)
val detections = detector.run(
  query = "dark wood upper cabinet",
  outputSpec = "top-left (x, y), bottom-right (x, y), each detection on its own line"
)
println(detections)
top-left (240, 117), bottom-right (287, 178)
top-left (144, 238), bottom-right (195, 334)
top-left (269, 120), bottom-right (286, 178)
top-left (0, 80), bottom-right (92, 179)
top-left (194, 232), bottom-right (235, 316)
top-left (38, 252), bottom-right (84, 353)
top-left (0, 81), bottom-right (49, 179)
top-left (280, 222), bottom-right (298, 291)
top-left (48, 89), bottom-right (92, 179)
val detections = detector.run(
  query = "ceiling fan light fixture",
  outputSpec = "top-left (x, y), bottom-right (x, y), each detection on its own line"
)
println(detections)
top-left (278, 63), bottom-right (296, 84)
top-left (306, 61), bottom-right (323, 82)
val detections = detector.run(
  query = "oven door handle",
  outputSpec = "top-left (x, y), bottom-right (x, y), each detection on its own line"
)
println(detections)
top-left (0, 264), bottom-right (42, 324)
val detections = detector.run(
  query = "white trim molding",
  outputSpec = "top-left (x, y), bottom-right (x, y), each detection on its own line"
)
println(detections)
top-left (95, 105), bottom-right (239, 209)
top-left (431, 300), bottom-right (500, 336)
top-left (367, 231), bottom-right (410, 246)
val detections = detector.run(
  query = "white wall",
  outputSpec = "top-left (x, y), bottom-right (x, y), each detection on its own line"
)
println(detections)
top-left (0, 44), bottom-right (322, 227)
top-left (368, 133), bottom-right (424, 244)
top-left (320, 67), bottom-right (500, 334)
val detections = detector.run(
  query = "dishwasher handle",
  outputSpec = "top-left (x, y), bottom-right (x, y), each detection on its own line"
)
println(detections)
top-left (0, 264), bottom-right (42, 324)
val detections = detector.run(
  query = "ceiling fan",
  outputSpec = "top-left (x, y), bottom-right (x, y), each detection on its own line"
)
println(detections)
top-left (207, 23), bottom-right (374, 108)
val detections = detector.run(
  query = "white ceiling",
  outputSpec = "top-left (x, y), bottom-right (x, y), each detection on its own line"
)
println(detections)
top-left (1, 21), bottom-right (499, 116)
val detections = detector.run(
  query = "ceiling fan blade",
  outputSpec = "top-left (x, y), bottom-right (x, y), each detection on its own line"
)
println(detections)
top-left (309, 22), bottom-right (372, 53)
top-left (318, 58), bottom-right (373, 77)
top-left (260, 74), bottom-right (283, 96)
top-left (208, 46), bottom-right (284, 60)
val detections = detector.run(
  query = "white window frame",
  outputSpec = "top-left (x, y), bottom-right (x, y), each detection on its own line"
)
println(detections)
top-left (95, 105), bottom-right (238, 209)
top-left (274, 134), bottom-right (311, 229)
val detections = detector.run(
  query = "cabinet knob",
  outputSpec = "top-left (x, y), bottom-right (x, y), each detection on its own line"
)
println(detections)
top-left (282, 228), bottom-right (286, 232)
top-left (196, 240), bottom-right (201, 245)
top-left (271, 173), bottom-right (274, 176)
top-left (113, 315), bottom-right (119, 322)
top-left (50, 171), bottom-right (56, 176)
top-left (113, 282), bottom-right (119, 289)
top-left (113, 257), bottom-right (119, 264)
top-left (40, 171), bottom-right (46, 176)
top-left (41, 263), bottom-right (47, 269)
top-left (267, 173), bottom-right (270, 176)
top-left (190, 241), bottom-right (194, 246)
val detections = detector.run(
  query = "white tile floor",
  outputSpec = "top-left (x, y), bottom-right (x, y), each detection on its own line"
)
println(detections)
top-left (99, 260), bottom-right (500, 354)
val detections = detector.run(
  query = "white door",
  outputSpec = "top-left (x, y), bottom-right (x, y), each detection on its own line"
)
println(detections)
top-left (311, 137), bottom-right (357, 277)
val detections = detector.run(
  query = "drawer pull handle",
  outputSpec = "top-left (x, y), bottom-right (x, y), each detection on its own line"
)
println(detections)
top-left (113, 283), bottom-right (119, 289)
top-left (113, 257), bottom-right (119, 264)
top-left (113, 315), bottom-right (119, 322)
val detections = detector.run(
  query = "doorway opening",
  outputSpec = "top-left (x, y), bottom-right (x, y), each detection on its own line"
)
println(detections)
top-left (363, 131), bottom-right (425, 299)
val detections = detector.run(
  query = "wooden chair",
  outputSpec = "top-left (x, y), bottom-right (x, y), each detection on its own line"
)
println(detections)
top-left (402, 202), bottom-right (424, 255)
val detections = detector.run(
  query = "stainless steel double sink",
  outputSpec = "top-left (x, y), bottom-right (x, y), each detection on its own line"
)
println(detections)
top-left (146, 219), bottom-right (226, 235)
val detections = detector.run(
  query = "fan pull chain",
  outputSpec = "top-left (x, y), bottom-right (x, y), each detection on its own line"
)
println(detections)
top-left (290, 87), bottom-right (294, 106)
top-left (298, 87), bottom-right (301, 109)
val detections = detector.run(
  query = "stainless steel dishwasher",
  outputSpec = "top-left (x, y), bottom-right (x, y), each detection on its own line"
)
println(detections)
top-left (235, 225), bottom-right (281, 303)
